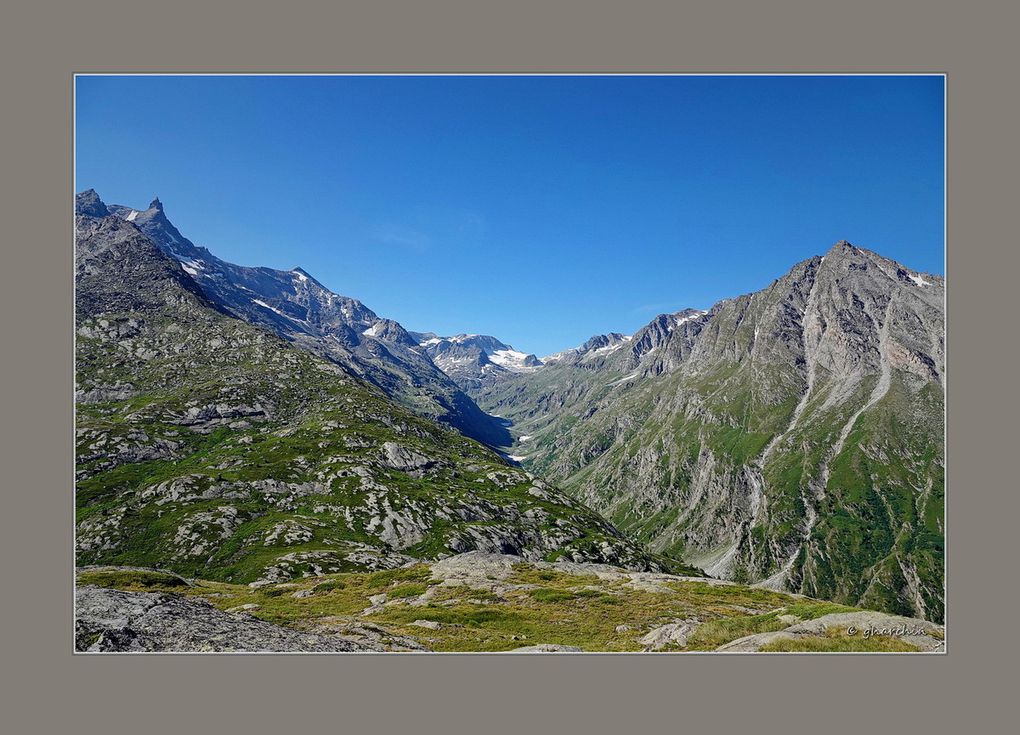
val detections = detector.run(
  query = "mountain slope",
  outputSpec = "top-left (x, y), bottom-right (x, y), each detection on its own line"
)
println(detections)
top-left (466, 243), bottom-right (944, 621)
top-left (74, 192), bottom-right (680, 584)
top-left (103, 195), bottom-right (509, 447)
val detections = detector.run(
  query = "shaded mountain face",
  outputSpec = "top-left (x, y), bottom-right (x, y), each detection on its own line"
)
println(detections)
top-left (464, 243), bottom-right (945, 621)
top-left (74, 192), bottom-right (676, 583)
top-left (101, 194), bottom-right (509, 447)
top-left (411, 332), bottom-right (542, 392)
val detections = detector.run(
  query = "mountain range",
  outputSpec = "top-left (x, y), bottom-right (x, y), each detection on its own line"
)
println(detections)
top-left (100, 194), bottom-right (510, 447)
top-left (75, 189), bottom-right (944, 624)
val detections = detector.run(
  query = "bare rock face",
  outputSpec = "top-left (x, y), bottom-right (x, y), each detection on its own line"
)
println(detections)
top-left (74, 188), bottom-right (110, 217)
top-left (510, 644), bottom-right (583, 652)
top-left (640, 619), bottom-right (701, 651)
top-left (75, 586), bottom-right (377, 652)
top-left (380, 442), bottom-right (436, 474)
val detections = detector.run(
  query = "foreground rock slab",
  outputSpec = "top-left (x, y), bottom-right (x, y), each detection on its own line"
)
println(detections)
top-left (75, 555), bottom-right (944, 653)
top-left (76, 586), bottom-right (389, 652)
top-left (716, 611), bottom-right (945, 652)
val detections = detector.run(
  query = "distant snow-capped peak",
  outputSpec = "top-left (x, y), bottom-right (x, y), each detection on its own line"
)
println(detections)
top-left (414, 333), bottom-right (543, 374)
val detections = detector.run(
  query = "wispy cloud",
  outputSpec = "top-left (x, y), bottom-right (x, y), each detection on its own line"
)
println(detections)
top-left (370, 223), bottom-right (431, 251)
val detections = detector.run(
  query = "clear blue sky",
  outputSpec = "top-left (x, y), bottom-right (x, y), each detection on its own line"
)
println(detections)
top-left (76, 75), bottom-right (944, 357)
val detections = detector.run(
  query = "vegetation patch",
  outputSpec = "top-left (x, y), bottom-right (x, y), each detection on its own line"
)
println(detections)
top-left (76, 568), bottom-right (189, 590)
top-left (760, 628), bottom-right (921, 652)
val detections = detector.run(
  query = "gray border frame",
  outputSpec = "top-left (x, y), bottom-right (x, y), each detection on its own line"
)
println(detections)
top-left (4, 0), bottom-right (1016, 731)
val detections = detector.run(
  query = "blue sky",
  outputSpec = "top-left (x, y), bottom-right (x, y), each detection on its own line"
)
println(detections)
top-left (75, 75), bottom-right (944, 356)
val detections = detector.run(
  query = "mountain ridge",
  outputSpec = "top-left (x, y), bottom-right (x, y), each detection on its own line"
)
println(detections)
top-left (456, 240), bottom-right (945, 621)
top-left (96, 192), bottom-right (510, 447)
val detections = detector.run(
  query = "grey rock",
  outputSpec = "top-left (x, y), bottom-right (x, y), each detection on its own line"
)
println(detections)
top-left (75, 188), bottom-right (110, 217)
top-left (640, 619), bottom-right (700, 651)
top-left (716, 610), bottom-right (945, 652)
top-left (510, 644), bottom-right (583, 652)
top-left (76, 586), bottom-right (374, 652)
top-left (380, 442), bottom-right (436, 473)
top-left (409, 620), bottom-right (442, 630)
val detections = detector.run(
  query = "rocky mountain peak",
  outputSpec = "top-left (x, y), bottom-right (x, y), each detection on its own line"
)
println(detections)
top-left (414, 332), bottom-right (543, 391)
top-left (148, 197), bottom-right (164, 212)
top-left (824, 239), bottom-right (866, 262)
top-left (580, 332), bottom-right (629, 353)
top-left (289, 267), bottom-right (327, 291)
top-left (627, 309), bottom-right (708, 363)
top-left (75, 188), bottom-right (109, 217)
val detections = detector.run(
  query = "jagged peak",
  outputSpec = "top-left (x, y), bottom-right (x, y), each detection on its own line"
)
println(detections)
top-left (820, 239), bottom-right (861, 261)
top-left (289, 267), bottom-right (328, 290)
top-left (148, 197), bottom-right (164, 212)
top-left (580, 332), bottom-right (629, 353)
top-left (825, 239), bottom-right (887, 262)
top-left (75, 188), bottom-right (109, 217)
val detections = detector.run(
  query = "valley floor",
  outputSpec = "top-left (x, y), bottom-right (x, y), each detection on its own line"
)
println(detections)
top-left (76, 552), bottom-right (943, 653)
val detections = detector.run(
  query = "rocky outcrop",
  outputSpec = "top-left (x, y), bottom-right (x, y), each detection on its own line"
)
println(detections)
top-left (640, 619), bottom-right (701, 651)
top-left (75, 586), bottom-right (378, 652)
top-left (716, 611), bottom-right (945, 652)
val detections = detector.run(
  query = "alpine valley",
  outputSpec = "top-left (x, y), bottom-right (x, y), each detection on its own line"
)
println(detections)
top-left (75, 190), bottom-right (945, 652)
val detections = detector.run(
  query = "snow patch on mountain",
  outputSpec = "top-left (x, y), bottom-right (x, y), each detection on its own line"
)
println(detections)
top-left (491, 348), bottom-right (542, 371)
top-left (253, 299), bottom-right (306, 325)
top-left (417, 333), bottom-right (543, 377)
top-left (362, 321), bottom-right (385, 337)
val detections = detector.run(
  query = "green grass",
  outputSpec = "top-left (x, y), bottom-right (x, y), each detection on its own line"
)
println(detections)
top-left (528, 587), bottom-right (579, 603)
top-left (76, 568), bottom-right (189, 590)
top-left (388, 583), bottom-right (428, 599)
